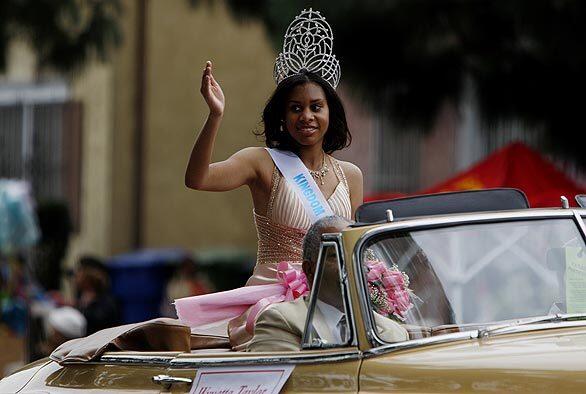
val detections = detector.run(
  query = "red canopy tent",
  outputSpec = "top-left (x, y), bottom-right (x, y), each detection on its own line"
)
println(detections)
top-left (367, 142), bottom-right (585, 208)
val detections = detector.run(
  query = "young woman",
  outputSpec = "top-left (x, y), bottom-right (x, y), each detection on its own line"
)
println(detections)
top-left (185, 61), bottom-right (362, 262)
top-left (183, 8), bottom-right (362, 348)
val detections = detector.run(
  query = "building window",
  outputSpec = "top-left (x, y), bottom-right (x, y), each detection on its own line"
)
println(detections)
top-left (0, 83), bottom-right (83, 230)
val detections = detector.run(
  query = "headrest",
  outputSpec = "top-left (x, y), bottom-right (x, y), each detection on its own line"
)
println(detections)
top-left (356, 188), bottom-right (529, 224)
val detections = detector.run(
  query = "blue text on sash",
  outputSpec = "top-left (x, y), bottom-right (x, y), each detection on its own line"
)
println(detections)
top-left (293, 173), bottom-right (326, 216)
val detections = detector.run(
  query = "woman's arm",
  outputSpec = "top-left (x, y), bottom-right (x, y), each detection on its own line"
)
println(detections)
top-left (341, 162), bottom-right (364, 219)
top-left (185, 61), bottom-right (257, 191)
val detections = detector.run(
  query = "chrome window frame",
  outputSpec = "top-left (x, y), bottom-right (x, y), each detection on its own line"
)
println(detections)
top-left (353, 208), bottom-right (586, 351)
top-left (301, 233), bottom-right (358, 349)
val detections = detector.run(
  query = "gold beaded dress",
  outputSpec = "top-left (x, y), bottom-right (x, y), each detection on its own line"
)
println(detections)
top-left (228, 154), bottom-right (352, 349)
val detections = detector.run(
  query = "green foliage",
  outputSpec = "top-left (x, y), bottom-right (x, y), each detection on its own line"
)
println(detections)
top-left (193, 0), bottom-right (586, 167)
top-left (0, 0), bottom-right (123, 73)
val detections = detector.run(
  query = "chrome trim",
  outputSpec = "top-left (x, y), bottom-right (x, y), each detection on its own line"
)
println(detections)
top-left (302, 234), bottom-right (357, 349)
top-left (352, 209), bottom-right (586, 348)
top-left (98, 350), bottom-right (363, 368)
top-left (364, 331), bottom-right (480, 357)
top-left (324, 233), bottom-right (358, 348)
top-left (364, 320), bottom-right (586, 358)
top-left (98, 353), bottom-right (177, 366)
top-left (574, 211), bottom-right (586, 240)
top-left (386, 209), bottom-right (394, 222)
top-left (170, 350), bottom-right (362, 368)
top-left (301, 240), bottom-right (328, 348)
top-left (152, 374), bottom-right (192, 388)
top-left (483, 320), bottom-right (586, 336)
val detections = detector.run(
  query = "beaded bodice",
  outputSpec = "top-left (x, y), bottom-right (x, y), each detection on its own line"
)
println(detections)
top-left (253, 212), bottom-right (307, 266)
top-left (254, 155), bottom-right (352, 265)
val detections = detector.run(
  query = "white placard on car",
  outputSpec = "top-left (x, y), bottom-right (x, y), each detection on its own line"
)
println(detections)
top-left (566, 247), bottom-right (586, 313)
top-left (189, 365), bottom-right (295, 394)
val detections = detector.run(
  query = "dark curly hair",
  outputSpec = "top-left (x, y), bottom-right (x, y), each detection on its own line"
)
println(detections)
top-left (257, 70), bottom-right (352, 154)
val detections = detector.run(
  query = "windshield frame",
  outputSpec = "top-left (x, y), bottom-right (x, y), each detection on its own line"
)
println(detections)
top-left (353, 208), bottom-right (586, 350)
top-left (302, 233), bottom-right (358, 350)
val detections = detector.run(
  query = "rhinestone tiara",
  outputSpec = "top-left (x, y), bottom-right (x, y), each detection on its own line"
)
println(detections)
top-left (274, 8), bottom-right (341, 89)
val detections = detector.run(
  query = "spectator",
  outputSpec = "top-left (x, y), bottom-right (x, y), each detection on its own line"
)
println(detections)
top-left (72, 256), bottom-right (120, 335)
top-left (162, 256), bottom-right (213, 317)
top-left (38, 306), bottom-right (86, 356)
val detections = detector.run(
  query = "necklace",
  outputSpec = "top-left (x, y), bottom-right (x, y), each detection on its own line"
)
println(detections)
top-left (308, 154), bottom-right (329, 185)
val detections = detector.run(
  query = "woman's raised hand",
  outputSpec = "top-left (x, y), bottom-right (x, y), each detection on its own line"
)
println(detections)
top-left (200, 61), bottom-right (225, 117)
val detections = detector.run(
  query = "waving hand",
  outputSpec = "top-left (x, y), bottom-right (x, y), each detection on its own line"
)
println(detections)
top-left (201, 61), bottom-right (225, 116)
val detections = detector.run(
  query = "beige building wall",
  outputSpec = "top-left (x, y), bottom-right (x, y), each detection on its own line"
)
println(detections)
top-left (109, 0), bottom-right (138, 255)
top-left (67, 63), bottom-right (115, 263)
top-left (68, 0), bottom-right (140, 262)
top-left (143, 1), bottom-right (275, 250)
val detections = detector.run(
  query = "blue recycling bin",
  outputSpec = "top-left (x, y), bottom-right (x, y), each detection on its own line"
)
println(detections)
top-left (107, 249), bottom-right (187, 323)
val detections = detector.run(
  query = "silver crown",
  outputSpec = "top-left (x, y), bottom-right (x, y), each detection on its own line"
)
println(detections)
top-left (274, 8), bottom-right (341, 89)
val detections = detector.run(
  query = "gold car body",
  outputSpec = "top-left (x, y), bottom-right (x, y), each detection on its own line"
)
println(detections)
top-left (3, 208), bottom-right (586, 393)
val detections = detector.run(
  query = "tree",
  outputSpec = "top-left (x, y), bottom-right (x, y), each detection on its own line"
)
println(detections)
top-left (196, 0), bottom-right (586, 167)
top-left (0, 0), bottom-right (123, 73)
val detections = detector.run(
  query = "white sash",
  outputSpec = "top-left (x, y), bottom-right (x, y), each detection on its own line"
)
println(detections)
top-left (266, 148), bottom-right (333, 223)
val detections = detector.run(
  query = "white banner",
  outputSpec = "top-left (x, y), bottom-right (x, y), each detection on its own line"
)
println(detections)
top-left (189, 365), bottom-right (295, 394)
top-left (266, 148), bottom-right (333, 223)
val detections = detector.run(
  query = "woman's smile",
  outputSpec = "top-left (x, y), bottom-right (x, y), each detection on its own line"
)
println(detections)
top-left (296, 124), bottom-right (319, 135)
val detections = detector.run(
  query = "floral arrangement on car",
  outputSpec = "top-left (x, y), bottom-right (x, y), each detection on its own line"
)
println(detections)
top-left (364, 249), bottom-right (414, 322)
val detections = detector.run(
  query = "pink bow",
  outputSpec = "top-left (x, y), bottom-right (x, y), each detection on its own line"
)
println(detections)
top-left (245, 261), bottom-right (309, 333)
top-left (174, 262), bottom-right (309, 332)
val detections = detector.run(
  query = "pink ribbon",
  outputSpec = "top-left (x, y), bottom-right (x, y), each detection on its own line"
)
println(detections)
top-left (244, 261), bottom-right (309, 333)
top-left (174, 261), bottom-right (309, 332)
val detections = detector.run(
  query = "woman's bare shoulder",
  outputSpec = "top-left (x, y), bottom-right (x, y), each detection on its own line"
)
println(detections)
top-left (232, 146), bottom-right (273, 171)
top-left (336, 159), bottom-right (363, 180)
top-left (232, 146), bottom-right (269, 162)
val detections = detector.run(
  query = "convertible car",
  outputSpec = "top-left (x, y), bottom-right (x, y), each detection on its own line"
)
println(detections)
top-left (2, 189), bottom-right (586, 393)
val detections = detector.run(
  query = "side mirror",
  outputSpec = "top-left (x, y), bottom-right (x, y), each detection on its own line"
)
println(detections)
top-left (576, 195), bottom-right (586, 208)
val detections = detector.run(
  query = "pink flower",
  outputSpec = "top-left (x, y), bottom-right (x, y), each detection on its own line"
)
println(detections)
top-left (365, 260), bottom-right (387, 282)
top-left (380, 270), bottom-right (405, 291)
top-left (365, 258), bottom-right (413, 321)
top-left (388, 288), bottom-right (411, 317)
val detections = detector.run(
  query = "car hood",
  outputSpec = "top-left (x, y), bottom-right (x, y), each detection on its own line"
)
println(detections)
top-left (0, 358), bottom-right (51, 393)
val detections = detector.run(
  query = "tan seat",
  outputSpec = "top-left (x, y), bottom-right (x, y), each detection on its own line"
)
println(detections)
top-left (404, 324), bottom-right (432, 339)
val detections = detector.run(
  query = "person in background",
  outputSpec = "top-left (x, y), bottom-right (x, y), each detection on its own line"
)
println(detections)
top-left (162, 256), bottom-right (213, 317)
top-left (38, 306), bottom-right (86, 357)
top-left (72, 256), bottom-right (120, 335)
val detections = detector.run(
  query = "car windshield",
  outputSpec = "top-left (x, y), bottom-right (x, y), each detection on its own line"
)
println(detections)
top-left (361, 218), bottom-right (586, 337)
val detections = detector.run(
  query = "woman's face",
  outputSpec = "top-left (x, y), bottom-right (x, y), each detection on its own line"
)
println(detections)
top-left (283, 82), bottom-right (330, 147)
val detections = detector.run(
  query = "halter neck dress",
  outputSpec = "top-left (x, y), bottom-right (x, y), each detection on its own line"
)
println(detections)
top-left (228, 154), bottom-right (352, 349)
